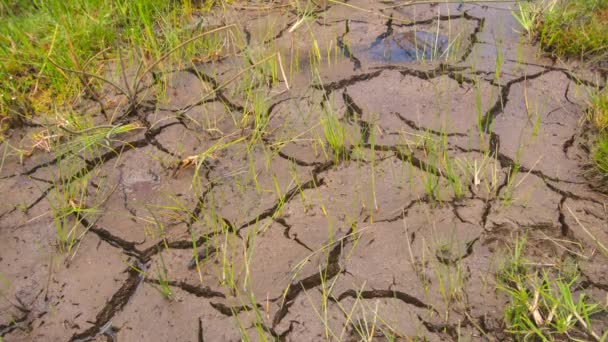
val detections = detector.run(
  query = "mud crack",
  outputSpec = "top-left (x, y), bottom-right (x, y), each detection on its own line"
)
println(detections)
top-left (337, 20), bottom-right (362, 70)
top-left (70, 268), bottom-right (144, 341)
top-left (481, 69), bottom-right (554, 132)
top-left (209, 302), bottom-right (263, 317)
top-left (333, 289), bottom-right (435, 312)
top-left (272, 232), bottom-right (351, 328)
top-left (238, 161), bottom-right (332, 231)
top-left (146, 279), bottom-right (225, 298)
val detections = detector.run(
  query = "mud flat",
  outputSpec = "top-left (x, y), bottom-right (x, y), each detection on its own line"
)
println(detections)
top-left (1, 1), bottom-right (607, 341)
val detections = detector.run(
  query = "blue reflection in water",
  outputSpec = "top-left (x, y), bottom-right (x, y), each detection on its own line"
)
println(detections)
top-left (367, 31), bottom-right (450, 62)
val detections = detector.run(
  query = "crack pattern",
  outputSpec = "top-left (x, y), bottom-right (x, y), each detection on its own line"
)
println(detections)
top-left (3, 3), bottom-right (608, 341)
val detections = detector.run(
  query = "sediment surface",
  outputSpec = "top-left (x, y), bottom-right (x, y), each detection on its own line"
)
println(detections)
top-left (1, 1), bottom-right (607, 341)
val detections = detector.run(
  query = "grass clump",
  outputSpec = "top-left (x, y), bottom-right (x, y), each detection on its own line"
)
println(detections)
top-left (0, 0), bottom-right (226, 135)
top-left (321, 102), bottom-right (347, 163)
top-left (497, 234), bottom-right (607, 341)
top-left (588, 87), bottom-right (608, 131)
top-left (587, 87), bottom-right (608, 181)
top-left (538, 0), bottom-right (608, 58)
top-left (513, 0), bottom-right (608, 59)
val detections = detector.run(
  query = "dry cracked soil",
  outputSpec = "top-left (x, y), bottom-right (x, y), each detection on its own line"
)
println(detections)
top-left (1, 1), bottom-right (608, 341)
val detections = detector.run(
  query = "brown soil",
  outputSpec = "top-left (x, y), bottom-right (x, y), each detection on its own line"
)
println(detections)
top-left (1, 1), bottom-right (607, 341)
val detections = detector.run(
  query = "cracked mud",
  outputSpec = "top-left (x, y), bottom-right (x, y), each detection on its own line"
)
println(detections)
top-left (1, 1), bottom-right (607, 341)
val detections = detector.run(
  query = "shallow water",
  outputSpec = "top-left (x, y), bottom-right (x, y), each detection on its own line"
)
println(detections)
top-left (367, 30), bottom-right (451, 62)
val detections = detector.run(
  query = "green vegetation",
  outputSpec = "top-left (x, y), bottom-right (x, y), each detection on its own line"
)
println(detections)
top-left (538, 0), bottom-right (608, 58)
top-left (1, 0), bottom-right (608, 340)
top-left (497, 234), bottom-right (607, 341)
top-left (589, 87), bottom-right (608, 177)
top-left (514, 0), bottom-right (608, 58)
top-left (0, 0), bottom-right (227, 134)
top-left (513, 1), bottom-right (608, 182)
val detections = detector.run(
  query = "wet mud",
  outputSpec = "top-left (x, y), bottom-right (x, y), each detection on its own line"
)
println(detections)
top-left (1, 1), bottom-right (607, 341)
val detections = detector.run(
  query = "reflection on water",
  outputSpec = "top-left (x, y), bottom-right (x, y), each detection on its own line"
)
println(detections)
top-left (367, 30), bottom-right (450, 62)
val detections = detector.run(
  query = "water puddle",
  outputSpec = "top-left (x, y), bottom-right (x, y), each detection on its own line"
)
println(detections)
top-left (366, 30), bottom-right (451, 62)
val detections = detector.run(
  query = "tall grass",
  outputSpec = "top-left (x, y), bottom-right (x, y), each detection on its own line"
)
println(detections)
top-left (0, 0), bottom-right (228, 133)
top-left (512, 0), bottom-right (608, 59)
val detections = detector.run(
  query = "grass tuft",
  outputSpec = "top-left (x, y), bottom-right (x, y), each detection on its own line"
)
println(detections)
top-left (497, 234), bottom-right (607, 341)
top-left (538, 0), bottom-right (608, 58)
top-left (513, 0), bottom-right (608, 59)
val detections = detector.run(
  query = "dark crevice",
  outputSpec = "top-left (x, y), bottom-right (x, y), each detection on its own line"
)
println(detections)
top-left (481, 167), bottom-right (512, 228)
top-left (558, 196), bottom-right (570, 237)
top-left (70, 268), bottom-right (144, 341)
top-left (560, 69), bottom-right (605, 89)
top-left (342, 91), bottom-right (363, 123)
top-left (342, 90), bottom-right (371, 144)
top-left (481, 69), bottom-right (553, 132)
top-left (183, 67), bottom-right (244, 113)
top-left (0, 306), bottom-right (29, 337)
top-left (391, 11), bottom-right (482, 29)
top-left (274, 217), bottom-right (313, 251)
top-left (292, 235), bottom-right (314, 252)
top-left (140, 231), bottom-right (219, 261)
top-left (24, 186), bottom-right (53, 211)
top-left (88, 224), bottom-right (145, 260)
top-left (505, 60), bottom-right (604, 88)
top-left (458, 14), bottom-right (484, 63)
top-left (543, 180), bottom-right (603, 205)
top-left (256, 322), bottom-right (287, 342)
top-left (272, 231), bottom-right (352, 327)
top-left (243, 27), bottom-right (251, 46)
top-left (363, 143), bottom-right (456, 183)
top-left (451, 201), bottom-right (478, 225)
top-left (375, 196), bottom-right (429, 223)
top-left (238, 176), bottom-right (324, 230)
top-left (188, 246), bottom-right (218, 270)
top-left (334, 289), bottom-right (435, 312)
top-left (274, 217), bottom-right (292, 238)
top-left (398, 64), bottom-right (468, 80)
top-left (147, 135), bottom-right (177, 156)
top-left (25, 137), bottom-right (149, 212)
top-left (481, 200), bottom-right (493, 229)
top-left (394, 111), bottom-right (466, 137)
top-left (277, 321), bottom-right (296, 340)
top-left (238, 161), bottom-right (333, 231)
top-left (371, 16), bottom-right (394, 47)
top-left (262, 19), bottom-right (297, 45)
top-left (418, 315), bottom-right (459, 339)
top-left (275, 150), bottom-right (322, 167)
top-left (188, 182), bottom-right (216, 225)
top-left (198, 318), bottom-right (205, 342)
top-left (446, 70), bottom-right (478, 86)
top-left (8, 157), bottom-right (60, 179)
top-left (156, 280), bottom-right (226, 298)
top-left (562, 134), bottom-right (575, 155)
top-left (490, 133), bottom-right (587, 185)
top-left (580, 272), bottom-right (608, 292)
top-left (313, 70), bottom-right (383, 93)
top-left (209, 302), bottom-right (262, 317)
top-left (337, 20), bottom-right (362, 70)
top-left (564, 81), bottom-right (576, 105)
top-left (436, 236), bottom-right (480, 265)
